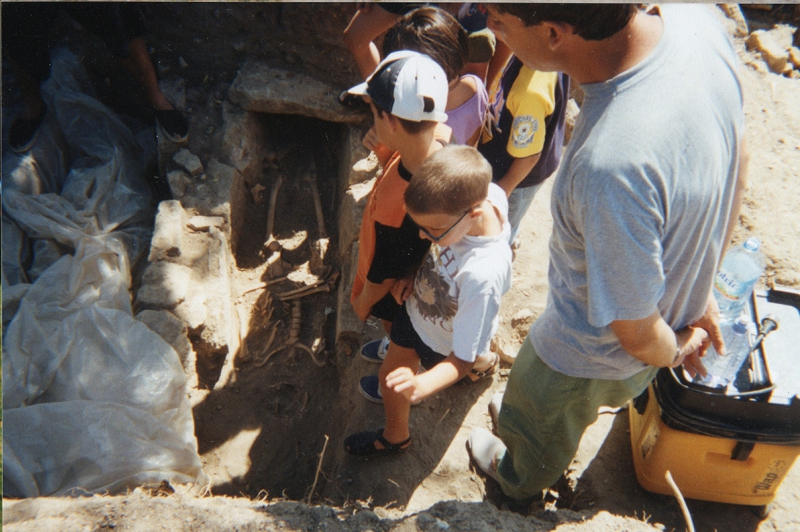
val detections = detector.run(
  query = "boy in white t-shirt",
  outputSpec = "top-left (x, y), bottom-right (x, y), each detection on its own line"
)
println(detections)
top-left (345, 145), bottom-right (512, 457)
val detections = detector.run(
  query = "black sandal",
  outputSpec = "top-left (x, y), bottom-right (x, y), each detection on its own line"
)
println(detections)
top-left (465, 352), bottom-right (500, 383)
top-left (155, 109), bottom-right (189, 143)
top-left (344, 428), bottom-right (411, 457)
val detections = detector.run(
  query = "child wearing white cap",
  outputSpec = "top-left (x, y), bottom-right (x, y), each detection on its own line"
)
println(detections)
top-left (348, 51), bottom-right (453, 335)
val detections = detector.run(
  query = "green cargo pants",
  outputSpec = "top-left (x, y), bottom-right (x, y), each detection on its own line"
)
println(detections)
top-left (495, 336), bottom-right (659, 500)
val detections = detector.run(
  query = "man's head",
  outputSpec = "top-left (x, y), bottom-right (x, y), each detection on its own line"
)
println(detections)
top-left (486, 4), bottom-right (637, 73)
top-left (382, 6), bottom-right (469, 85)
top-left (346, 50), bottom-right (449, 138)
top-left (405, 145), bottom-right (491, 245)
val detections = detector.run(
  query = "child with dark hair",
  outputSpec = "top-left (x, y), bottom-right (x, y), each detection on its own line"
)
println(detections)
top-left (383, 6), bottom-right (489, 147)
top-left (345, 51), bottom-right (453, 351)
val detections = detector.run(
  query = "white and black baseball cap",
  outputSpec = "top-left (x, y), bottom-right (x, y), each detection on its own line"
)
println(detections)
top-left (346, 50), bottom-right (449, 123)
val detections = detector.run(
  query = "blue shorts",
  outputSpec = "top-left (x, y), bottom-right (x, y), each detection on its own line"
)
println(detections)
top-left (390, 303), bottom-right (447, 370)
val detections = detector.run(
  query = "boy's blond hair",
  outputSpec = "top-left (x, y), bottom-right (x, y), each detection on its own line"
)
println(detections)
top-left (405, 145), bottom-right (492, 215)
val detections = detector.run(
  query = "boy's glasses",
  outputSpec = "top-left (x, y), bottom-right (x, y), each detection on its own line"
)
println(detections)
top-left (410, 207), bottom-right (474, 243)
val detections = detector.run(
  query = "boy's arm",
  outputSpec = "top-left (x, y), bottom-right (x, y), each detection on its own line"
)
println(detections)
top-left (352, 277), bottom-right (395, 321)
top-left (495, 152), bottom-right (541, 198)
top-left (385, 353), bottom-right (473, 403)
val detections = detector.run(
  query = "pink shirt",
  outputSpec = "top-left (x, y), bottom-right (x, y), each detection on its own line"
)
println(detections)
top-left (445, 74), bottom-right (489, 145)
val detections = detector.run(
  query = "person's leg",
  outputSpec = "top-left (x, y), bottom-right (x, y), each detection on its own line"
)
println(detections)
top-left (506, 183), bottom-right (543, 246)
top-left (493, 337), bottom-right (658, 500)
top-left (342, 6), bottom-right (401, 79)
top-left (119, 37), bottom-right (173, 111)
top-left (378, 341), bottom-right (420, 446)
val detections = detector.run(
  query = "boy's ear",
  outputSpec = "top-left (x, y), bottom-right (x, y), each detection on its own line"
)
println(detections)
top-left (543, 21), bottom-right (571, 51)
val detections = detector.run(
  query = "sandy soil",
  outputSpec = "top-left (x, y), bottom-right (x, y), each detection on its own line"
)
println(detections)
top-left (4, 6), bottom-right (799, 532)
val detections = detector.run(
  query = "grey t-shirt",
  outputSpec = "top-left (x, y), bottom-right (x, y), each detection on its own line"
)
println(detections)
top-left (530, 5), bottom-right (744, 379)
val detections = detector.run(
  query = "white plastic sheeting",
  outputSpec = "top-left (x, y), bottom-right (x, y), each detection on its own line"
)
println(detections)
top-left (2, 49), bottom-right (206, 497)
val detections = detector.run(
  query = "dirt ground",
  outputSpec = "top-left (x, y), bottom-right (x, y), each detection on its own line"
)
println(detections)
top-left (4, 6), bottom-right (800, 532)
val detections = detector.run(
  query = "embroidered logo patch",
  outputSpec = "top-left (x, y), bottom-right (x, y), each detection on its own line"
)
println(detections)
top-left (511, 115), bottom-right (538, 149)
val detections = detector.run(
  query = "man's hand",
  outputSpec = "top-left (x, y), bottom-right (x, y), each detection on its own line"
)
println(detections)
top-left (673, 326), bottom-right (710, 379)
top-left (690, 292), bottom-right (726, 357)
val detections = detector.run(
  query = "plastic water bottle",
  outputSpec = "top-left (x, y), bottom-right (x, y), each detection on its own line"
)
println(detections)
top-left (713, 237), bottom-right (765, 325)
top-left (695, 317), bottom-right (752, 389)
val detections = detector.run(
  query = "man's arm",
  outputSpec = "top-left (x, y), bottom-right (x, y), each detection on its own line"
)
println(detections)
top-left (722, 136), bottom-right (750, 257)
top-left (495, 153), bottom-right (541, 198)
top-left (610, 310), bottom-right (709, 376)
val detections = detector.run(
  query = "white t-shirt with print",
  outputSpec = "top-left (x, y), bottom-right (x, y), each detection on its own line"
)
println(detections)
top-left (406, 183), bottom-right (512, 363)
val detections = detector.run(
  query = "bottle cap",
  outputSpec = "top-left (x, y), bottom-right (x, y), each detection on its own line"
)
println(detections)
top-left (732, 317), bottom-right (749, 335)
top-left (743, 237), bottom-right (761, 252)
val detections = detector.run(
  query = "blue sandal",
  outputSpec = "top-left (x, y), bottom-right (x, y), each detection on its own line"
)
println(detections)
top-left (344, 428), bottom-right (411, 457)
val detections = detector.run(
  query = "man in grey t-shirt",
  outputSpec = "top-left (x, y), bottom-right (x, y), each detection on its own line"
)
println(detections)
top-left (468, 4), bottom-right (749, 501)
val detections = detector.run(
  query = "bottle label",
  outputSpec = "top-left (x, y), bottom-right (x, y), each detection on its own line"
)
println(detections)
top-left (715, 270), bottom-right (745, 300)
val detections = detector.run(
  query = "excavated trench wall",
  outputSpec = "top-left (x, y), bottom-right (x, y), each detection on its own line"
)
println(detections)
top-left (132, 3), bottom-right (395, 500)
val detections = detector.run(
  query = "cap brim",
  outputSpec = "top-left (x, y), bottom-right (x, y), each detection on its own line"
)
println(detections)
top-left (346, 80), bottom-right (369, 97)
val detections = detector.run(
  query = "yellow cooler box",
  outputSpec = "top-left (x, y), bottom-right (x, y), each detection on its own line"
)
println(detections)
top-left (629, 288), bottom-right (800, 516)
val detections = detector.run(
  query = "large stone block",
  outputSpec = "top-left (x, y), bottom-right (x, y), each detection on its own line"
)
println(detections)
top-left (149, 200), bottom-right (187, 262)
top-left (336, 243), bottom-right (363, 351)
top-left (747, 30), bottom-right (790, 74)
top-left (228, 61), bottom-right (368, 124)
top-left (218, 101), bottom-right (267, 180)
top-left (337, 178), bottom-right (374, 263)
top-left (135, 309), bottom-right (195, 374)
top-left (137, 261), bottom-right (193, 310)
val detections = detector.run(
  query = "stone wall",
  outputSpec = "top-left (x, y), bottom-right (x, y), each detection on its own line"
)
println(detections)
top-left (143, 3), bottom-right (361, 90)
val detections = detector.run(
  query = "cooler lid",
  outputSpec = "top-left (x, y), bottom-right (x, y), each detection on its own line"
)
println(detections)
top-left (754, 288), bottom-right (800, 405)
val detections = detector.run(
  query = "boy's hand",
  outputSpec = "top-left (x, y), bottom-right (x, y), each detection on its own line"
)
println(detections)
top-left (390, 277), bottom-right (414, 304)
top-left (362, 126), bottom-right (382, 152)
top-left (385, 367), bottom-right (425, 403)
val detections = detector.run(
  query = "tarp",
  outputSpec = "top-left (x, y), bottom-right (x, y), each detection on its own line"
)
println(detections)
top-left (2, 48), bottom-right (206, 497)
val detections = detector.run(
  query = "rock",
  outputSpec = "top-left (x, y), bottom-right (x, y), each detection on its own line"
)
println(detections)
top-left (149, 200), bottom-right (187, 262)
top-left (217, 101), bottom-right (267, 179)
top-left (228, 61), bottom-right (368, 124)
top-left (173, 149), bottom-right (204, 176)
top-left (187, 215), bottom-right (225, 231)
top-left (747, 30), bottom-right (790, 74)
top-left (338, 126), bottom-right (376, 187)
top-left (492, 336), bottom-right (518, 365)
top-left (718, 4), bottom-right (749, 38)
top-left (135, 309), bottom-right (194, 372)
top-left (167, 169), bottom-right (192, 198)
top-left (337, 178), bottom-right (373, 263)
top-left (511, 308), bottom-right (535, 329)
top-left (336, 244), bottom-right (364, 347)
top-left (137, 262), bottom-right (193, 310)
top-left (158, 77), bottom-right (186, 112)
top-left (789, 47), bottom-right (800, 70)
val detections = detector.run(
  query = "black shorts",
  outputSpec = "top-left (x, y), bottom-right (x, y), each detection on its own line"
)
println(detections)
top-left (369, 292), bottom-right (402, 322)
top-left (390, 303), bottom-right (446, 370)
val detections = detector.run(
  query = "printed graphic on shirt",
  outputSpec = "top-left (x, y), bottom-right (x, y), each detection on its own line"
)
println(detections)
top-left (413, 248), bottom-right (457, 330)
top-left (511, 115), bottom-right (538, 149)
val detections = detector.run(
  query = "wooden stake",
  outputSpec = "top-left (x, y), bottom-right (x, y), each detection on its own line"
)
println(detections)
top-left (307, 435), bottom-right (330, 505)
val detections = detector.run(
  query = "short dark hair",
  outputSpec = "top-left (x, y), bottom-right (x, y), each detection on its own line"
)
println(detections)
top-left (405, 145), bottom-right (491, 215)
top-left (492, 4), bottom-right (638, 41)
top-left (382, 6), bottom-right (469, 83)
top-left (371, 100), bottom-right (437, 135)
